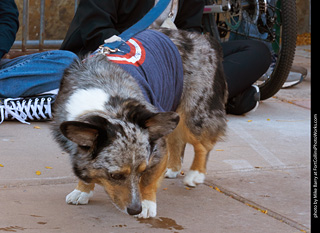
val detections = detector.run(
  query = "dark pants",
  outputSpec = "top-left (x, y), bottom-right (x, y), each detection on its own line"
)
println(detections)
top-left (221, 40), bottom-right (272, 99)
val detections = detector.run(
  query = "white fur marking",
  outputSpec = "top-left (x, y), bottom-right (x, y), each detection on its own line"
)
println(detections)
top-left (66, 189), bottom-right (93, 205)
top-left (130, 177), bottom-right (138, 208)
top-left (165, 168), bottom-right (180, 178)
top-left (183, 170), bottom-right (205, 187)
top-left (66, 88), bottom-right (110, 121)
top-left (135, 200), bottom-right (157, 218)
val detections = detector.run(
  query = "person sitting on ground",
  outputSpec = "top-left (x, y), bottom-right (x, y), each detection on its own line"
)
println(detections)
top-left (0, 0), bottom-right (77, 124)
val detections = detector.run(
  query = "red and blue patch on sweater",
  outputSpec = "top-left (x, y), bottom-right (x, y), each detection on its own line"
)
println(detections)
top-left (107, 37), bottom-right (146, 67)
top-left (100, 29), bottom-right (183, 112)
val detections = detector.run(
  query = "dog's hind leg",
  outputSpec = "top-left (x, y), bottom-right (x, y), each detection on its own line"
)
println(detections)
top-left (183, 136), bottom-right (218, 187)
top-left (165, 130), bottom-right (186, 179)
top-left (66, 180), bottom-right (95, 205)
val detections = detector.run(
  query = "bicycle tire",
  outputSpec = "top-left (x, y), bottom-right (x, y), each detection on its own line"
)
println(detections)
top-left (259, 0), bottom-right (297, 100)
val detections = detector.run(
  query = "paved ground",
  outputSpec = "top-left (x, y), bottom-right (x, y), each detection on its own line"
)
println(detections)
top-left (0, 46), bottom-right (311, 233)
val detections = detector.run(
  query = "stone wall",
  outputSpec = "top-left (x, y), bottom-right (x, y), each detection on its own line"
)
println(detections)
top-left (14, 0), bottom-right (310, 42)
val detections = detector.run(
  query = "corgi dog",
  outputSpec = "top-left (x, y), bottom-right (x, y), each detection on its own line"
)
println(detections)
top-left (52, 28), bottom-right (227, 218)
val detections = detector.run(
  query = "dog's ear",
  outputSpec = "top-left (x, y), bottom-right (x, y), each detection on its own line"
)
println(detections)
top-left (145, 112), bottom-right (180, 141)
top-left (60, 121), bottom-right (100, 148)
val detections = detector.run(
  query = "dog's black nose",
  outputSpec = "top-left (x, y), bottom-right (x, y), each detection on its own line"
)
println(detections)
top-left (127, 204), bottom-right (142, 215)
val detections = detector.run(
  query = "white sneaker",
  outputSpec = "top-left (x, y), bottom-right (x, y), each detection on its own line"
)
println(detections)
top-left (282, 66), bottom-right (308, 88)
top-left (0, 94), bottom-right (55, 124)
top-left (281, 72), bottom-right (304, 88)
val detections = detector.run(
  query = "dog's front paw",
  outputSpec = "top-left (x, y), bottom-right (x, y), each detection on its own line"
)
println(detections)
top-left (183, 170), bottom-right (205, 187)
top-left (165, 168), bottom-right (180, 179)
top-left (135, 200), bottom-right (157, 218)
top-left (66, 189), bottom-right (93, 205)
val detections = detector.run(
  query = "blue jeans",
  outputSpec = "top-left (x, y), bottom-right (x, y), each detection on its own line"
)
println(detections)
top-left (0, 50), bottom-right (77, 98)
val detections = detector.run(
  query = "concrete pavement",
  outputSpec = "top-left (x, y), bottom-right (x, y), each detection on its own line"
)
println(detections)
top-left (0, 46), bottom-right (311, 232)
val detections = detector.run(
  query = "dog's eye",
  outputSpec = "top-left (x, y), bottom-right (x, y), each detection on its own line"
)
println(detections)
top-left (110, 173), bottom-right (126, 180)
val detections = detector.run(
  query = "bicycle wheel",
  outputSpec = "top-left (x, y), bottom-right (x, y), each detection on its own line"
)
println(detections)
top-left (203, 0), bottom-right (297, 100)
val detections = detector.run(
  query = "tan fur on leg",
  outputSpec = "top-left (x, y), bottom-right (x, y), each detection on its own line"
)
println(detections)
top-left (76, 180), bottom-right (95, 193)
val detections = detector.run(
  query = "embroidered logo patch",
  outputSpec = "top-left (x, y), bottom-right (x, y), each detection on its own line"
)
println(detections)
top-left (106, 38), bottom-right (146, 67)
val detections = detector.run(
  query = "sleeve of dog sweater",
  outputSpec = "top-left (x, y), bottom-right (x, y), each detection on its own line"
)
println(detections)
top-left (0, 0), bottom-right (19, 59)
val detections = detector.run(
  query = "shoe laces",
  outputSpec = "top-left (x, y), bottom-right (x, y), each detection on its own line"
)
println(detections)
top-left (0, 96), bottom-right (54, 125)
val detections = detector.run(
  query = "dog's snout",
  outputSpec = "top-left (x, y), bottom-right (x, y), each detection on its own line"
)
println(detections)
top-left (127, 203), bottom-right (142, 215)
